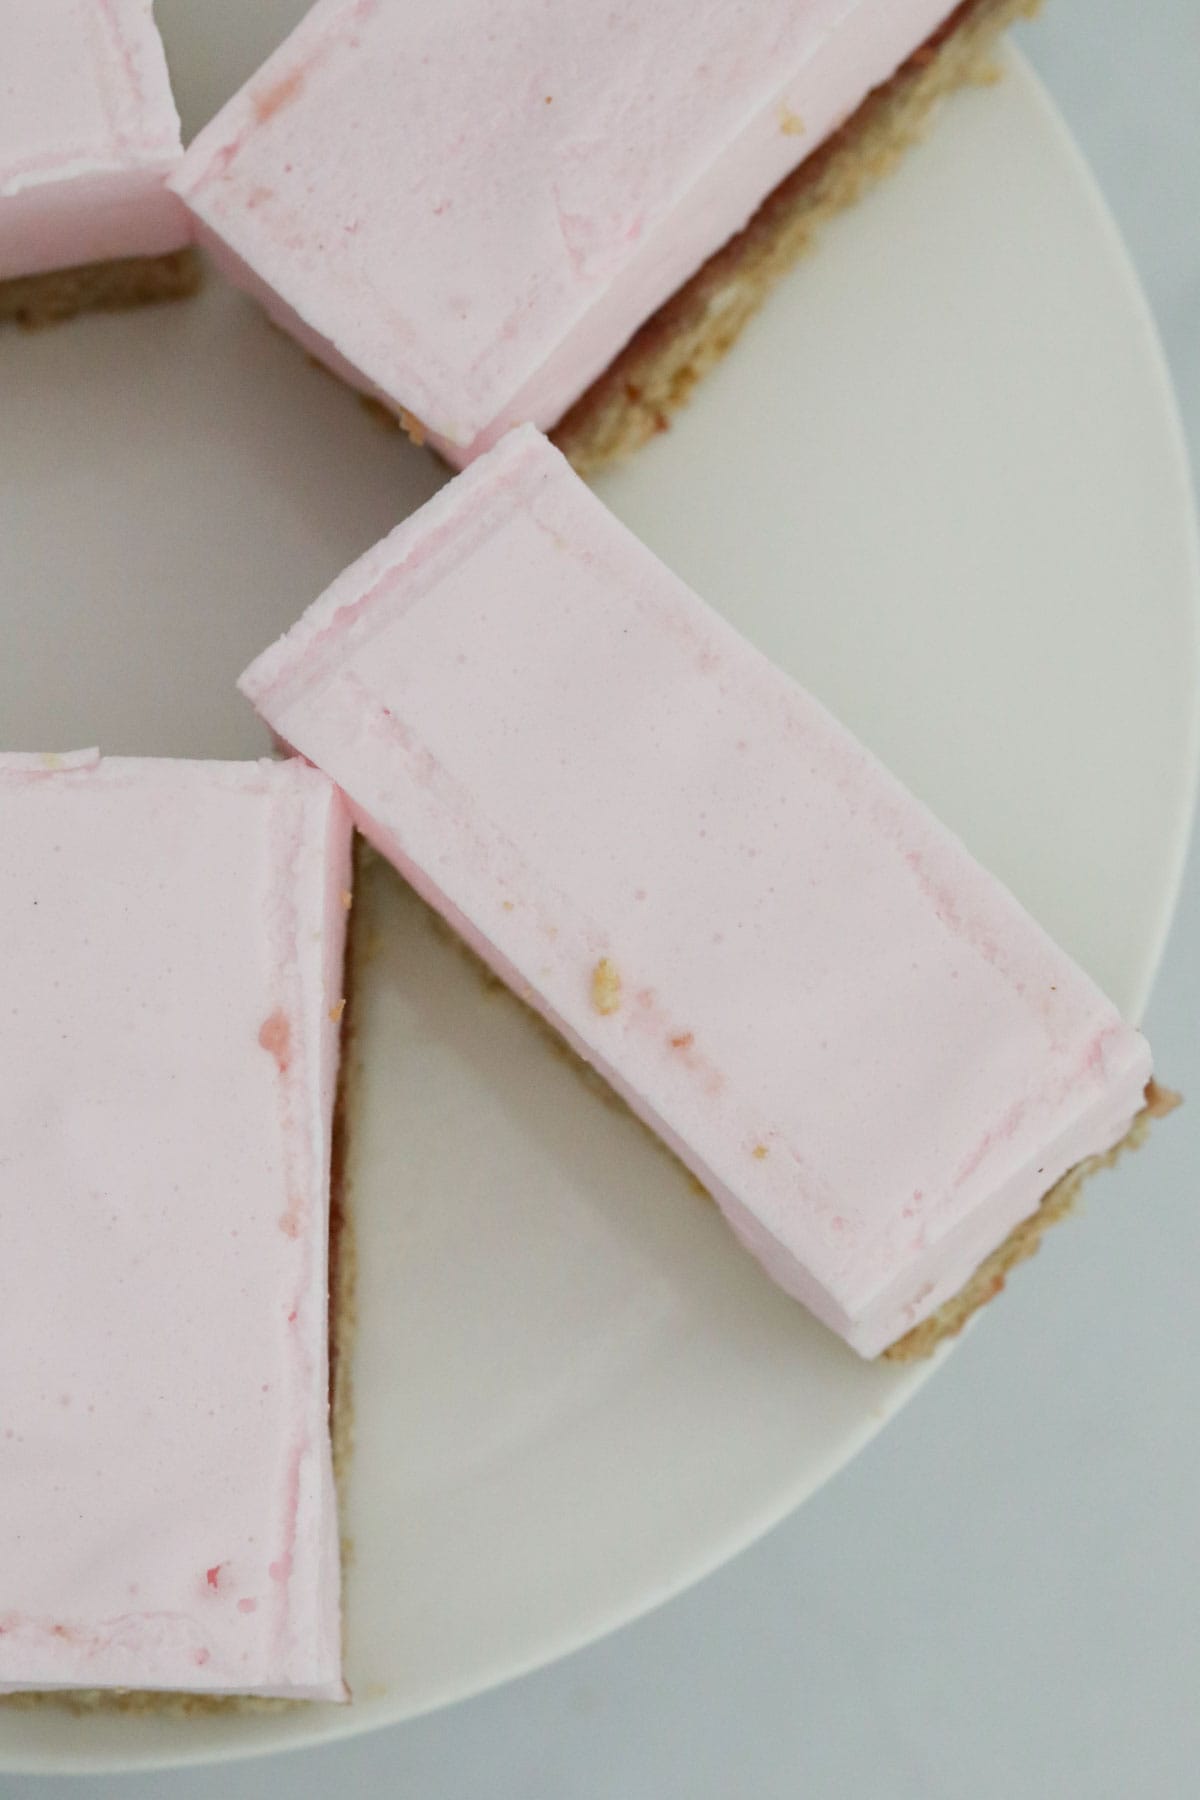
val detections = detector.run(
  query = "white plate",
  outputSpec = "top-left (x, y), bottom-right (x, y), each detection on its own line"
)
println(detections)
top-left (1, 17), bottom-right (1197, 1772)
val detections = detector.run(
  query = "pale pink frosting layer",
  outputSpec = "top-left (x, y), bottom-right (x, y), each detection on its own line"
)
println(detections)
top-left (0, 0), bottom-right (190, 281)
top-left (173, 0), bottom-right (955, 460)
top-left (0, 753), bottom-right (350, 1700)
top-left (241, 428), bottom-right (1153, 1357)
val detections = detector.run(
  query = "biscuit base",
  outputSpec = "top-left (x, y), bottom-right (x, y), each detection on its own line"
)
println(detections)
top-left (882, 1081), bottom-right (1180, 1361)
top-left (0, 248), bottom-right (200, 330)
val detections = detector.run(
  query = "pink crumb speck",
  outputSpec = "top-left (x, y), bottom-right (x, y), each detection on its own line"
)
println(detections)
top-left (238, 1598), bottom-right (258, 1614)
top-left (205, 1565), bottom-right (222, 1590)
top-left (194, 1648), bottom-right (211, 1667)
top-left (269, 1555), bottom-right (293, 1583)
top-left (253, 63), bottom-right (306, 124)
top-left (258, 1010), bottom-right (291, 1072)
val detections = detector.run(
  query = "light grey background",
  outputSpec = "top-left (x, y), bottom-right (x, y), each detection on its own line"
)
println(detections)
top-left (8, 2), bottom-right (1199, 1794)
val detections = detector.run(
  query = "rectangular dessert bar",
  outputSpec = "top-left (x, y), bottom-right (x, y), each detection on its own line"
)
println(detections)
top-left (171, 0), bottom-right (1034, 471)
top-left (0, 0), bottom-right (196, 327)
top-left (0, 751), bottom-right (350, 1701)
top-left (240, 427), bottom-right (1156, 1360)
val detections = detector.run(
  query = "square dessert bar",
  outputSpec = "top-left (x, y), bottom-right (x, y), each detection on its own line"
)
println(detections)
top-left (241, 427), bottom-right (1159, 1360)
top-left (0, 752), bottom-right (350, 1701)
top-left (172, 0), bottom-right (1035, 471)
top-left (0, 0), bottom-right (196, 327)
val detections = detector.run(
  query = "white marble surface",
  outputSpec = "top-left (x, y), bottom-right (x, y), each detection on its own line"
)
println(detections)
top-left (11, 2), bottom-right (1199, 1793)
